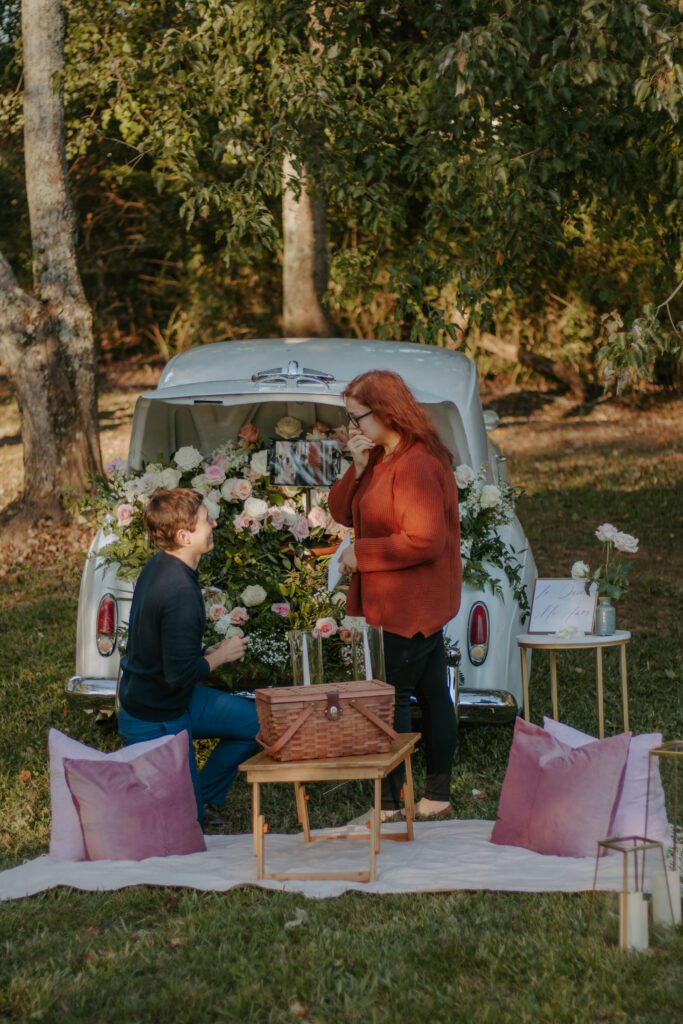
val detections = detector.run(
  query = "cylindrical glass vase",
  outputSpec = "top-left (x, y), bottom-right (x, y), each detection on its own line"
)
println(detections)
top-left (595, 597), bottom-right (616, 636)
top-left (286, 630), bottom-right (325, 686)
top-left (351, 625), bottom-right (386, 682)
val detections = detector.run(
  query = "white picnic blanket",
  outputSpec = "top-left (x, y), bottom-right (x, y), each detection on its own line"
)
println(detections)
top-left (0, 819), bottom-right (653, 902)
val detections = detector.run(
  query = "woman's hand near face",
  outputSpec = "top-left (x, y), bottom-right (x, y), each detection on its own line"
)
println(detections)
top-left (347, 425), bottom-right (375, 476)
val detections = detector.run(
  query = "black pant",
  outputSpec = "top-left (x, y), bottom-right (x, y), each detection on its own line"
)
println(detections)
top-left (381, 629), bottom-right (458, 809)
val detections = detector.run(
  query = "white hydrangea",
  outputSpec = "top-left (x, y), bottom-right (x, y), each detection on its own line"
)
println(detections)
top-left (173, 446), bottom-right (203, 472)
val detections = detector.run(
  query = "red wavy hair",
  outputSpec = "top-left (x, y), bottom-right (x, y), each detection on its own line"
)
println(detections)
top-left (343, 370), bottom-right (453, 467)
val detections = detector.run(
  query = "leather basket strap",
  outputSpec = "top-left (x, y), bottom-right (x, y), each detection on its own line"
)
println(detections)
top-left (256, 704), bottom-right (315, 756)
top-left (349, 699), bottom-right (398, 740)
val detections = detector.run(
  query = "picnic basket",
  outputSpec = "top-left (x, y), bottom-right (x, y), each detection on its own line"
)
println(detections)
top-left (254, 680), bottom-right (397, 762)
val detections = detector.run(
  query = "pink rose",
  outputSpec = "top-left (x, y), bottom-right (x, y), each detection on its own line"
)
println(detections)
top-left (238, 423), bottom-right (260, 447)
top-left (116, 503), bottom-right (135, 527)
top-left (230, 606), bottom-right (249, 625)
top-left (271, 602), bottom-right (291, 618)
top-left (204, 464), bottom-right (226, 485)
top-left (267, 506), bottom-right (285, 529)
top-left (312, 420), bottom-right (332, 434)
top-left (307, 505), bottom-right (331, 530)
top-left (289, 515), bottom-right (310, 541)
top-left (222, 477), bottom-right (253, 502)
top-left (312, 616), bottom-right (338, 639)
top-left (233, 512), bottom-right (261, 535)
top-left (208, 604), bottom-right (228, 623)
top-left (331, 426), bottom-right (349, 450)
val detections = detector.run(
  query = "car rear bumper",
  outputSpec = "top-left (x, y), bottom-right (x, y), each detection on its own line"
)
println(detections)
top-left (66, 676), bottom-right (117, 708)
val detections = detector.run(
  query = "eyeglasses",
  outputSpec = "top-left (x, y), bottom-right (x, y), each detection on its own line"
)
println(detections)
top-left (348, 410), bottom-right (373, 428)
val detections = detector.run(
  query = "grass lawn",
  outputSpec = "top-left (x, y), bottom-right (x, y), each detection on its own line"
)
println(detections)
top-left (1, 386), bottom-right (682, 1022)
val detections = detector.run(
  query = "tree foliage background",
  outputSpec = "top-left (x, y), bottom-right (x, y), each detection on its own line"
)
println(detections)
top-left (1, 0), bottom-right (682, 390)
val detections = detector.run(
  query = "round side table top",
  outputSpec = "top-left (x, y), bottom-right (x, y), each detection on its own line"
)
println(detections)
top-left (516, 630), bottom-right (631, 648)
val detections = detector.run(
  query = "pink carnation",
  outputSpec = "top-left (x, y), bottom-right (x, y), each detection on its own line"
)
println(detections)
top-left (271, 602), bottom-right (291, 618)
top-left (230, 606), bottom-right (249, 625)
top-left (289, 515), bottom-right (310, 541)
top-left (116, 503), bottom-right (135, 527)
top-left (312, 617), bottom-right (338, 639)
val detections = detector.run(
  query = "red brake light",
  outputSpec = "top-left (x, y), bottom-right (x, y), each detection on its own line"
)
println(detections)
top-left (96, 594), bottom-right (117, 656)
top-left (467, 603), bottom-right (489, 666)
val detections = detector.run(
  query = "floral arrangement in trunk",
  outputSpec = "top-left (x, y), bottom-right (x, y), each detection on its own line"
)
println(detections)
top-left (570, 522), bottom-right (639, 601)
top-left (454, 464), bottom-right (530, 619)
top-left (78, 425), bottom-right (529, 688)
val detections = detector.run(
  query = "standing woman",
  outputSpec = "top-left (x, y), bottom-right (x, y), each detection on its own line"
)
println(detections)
top-left (328, 370), bottom-right (461, 820)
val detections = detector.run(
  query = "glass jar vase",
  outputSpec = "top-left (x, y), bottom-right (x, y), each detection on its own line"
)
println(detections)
top-left (350, 625), bottom-right (386, 682)
top-left (286, 629), bottom-right (325, 686)
top-left (594, 597), bottom-right (616, 636)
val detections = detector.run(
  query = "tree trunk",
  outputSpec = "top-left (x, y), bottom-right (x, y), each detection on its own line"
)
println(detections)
top-left (282, 155), bottom-right (334, 337)
top-left (0, 0), bottom-right (101, 529)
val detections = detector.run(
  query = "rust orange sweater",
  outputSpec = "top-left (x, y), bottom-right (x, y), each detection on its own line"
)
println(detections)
top-left (328, 442), bottom-right (462, 638)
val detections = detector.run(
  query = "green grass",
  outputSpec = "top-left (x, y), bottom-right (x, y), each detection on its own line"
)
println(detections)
top-left (1, 404), bottom-right (683, 1022)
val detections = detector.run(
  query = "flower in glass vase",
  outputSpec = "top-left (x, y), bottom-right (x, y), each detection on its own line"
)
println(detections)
top-left (570, 522), bottom-right (639, 601)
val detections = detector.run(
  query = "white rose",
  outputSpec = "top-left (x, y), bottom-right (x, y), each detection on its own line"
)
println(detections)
top-left (158, 467), bottom-right (182, 489)
top-left (225, 625), bottom-right (245, 638)
top-left (307, 505), bottom-right (331, 529)
top-left (213, 614), bottom-right (232, 636)
top-left (614, 531), bottom-right (639, 554)
top-left (479, 484), bottom-right (502, 510)
top-left (280, 503), bottom-right (298, 526)
top-left (240, 584), bottom-right (267, 607)
top-left (203, 497), bottom-right (220, 521)
top-left (455, 464), bottom-right (476, 489)
top-left (221, 477), bottom-right (253, 501)
top-left (243, 496), bottom-right (269, 520)
top-left (571, 560), bottom-right (590, 579)
top-left (136, 471), bottom-right (161, 497)
top-left (331, 591), bottom-right (347, 606)
top-left (173, 446), bottom-right (203, 472)
top-left (250, 450), bottom-right (269, 478)
top-left (275, 416), bottom-right (302, 439)
top-left (191, 473), bottom-right (210, 492)
top-left (595, 522), bottom-right (618, 544)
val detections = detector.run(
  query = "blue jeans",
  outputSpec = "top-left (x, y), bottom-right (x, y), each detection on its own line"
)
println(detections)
top-left (118, 685), bottom-right (260, 826)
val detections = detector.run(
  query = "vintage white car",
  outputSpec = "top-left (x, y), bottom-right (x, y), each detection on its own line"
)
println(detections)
top-left (67, 337), bottom-right (537, 722)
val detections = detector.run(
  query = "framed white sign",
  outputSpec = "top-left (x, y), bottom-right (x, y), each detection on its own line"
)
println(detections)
top-left (528, 578), bottom-right (598, 635)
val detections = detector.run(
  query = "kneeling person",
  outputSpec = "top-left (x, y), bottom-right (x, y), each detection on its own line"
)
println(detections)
top-left (118, 488), bottom-right (259, 828)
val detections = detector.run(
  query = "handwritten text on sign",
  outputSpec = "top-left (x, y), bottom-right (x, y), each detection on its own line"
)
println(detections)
top-left (528, 578), bottom-right (598, 634)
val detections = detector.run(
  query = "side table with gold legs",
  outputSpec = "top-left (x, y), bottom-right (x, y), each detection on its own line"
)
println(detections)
top-left (516, 631), bottom-right (631, 739)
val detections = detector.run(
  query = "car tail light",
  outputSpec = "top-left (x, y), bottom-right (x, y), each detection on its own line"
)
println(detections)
top-left (467, 602), bottom-right (489, 666)
top-left (96, 594), bottom-right (117, 657)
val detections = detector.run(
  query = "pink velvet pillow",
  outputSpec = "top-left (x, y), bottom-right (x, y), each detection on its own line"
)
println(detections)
top-left (63, 730), bottom-right (206, 861)
top-left (491, 718), bottom-right (630, 857)
top-left (49, 728), bottom-right (176, 860)
top-left (543, 718), bottom-right (669, 844)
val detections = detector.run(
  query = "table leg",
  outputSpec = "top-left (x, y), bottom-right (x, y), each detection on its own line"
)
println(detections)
top-left (596, 646), bottom-right (605, 739)
top-left (620, 643), bottom-right (629, 732)
top-left (520, 647), bottom-right (530, 722)
top-left (370, 779), bottom-right (381, 879)
top-left (403, 755), bottom-right (415, 842)
top-left (295, 783), bottom-right (311, 843)
top-left (256, 813), bottom-right (266, 880)
top-left (549, 650), bottom-right (559, 721)
top-left (252, 782), bottom-right (261, 858)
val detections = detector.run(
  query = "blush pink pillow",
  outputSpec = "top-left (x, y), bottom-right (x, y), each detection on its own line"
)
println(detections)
top-left (49, 728), bottom-right (176, 860)
top-left (63, 730), bottom-right (206, 861)
top-left (543, 718), bottom-right (669, 844)
top-left (491, 718), bottom-right (630, 857)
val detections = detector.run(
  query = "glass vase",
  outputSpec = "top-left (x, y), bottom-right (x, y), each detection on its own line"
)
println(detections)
top-left (286, 630), bottom-right (325, 686)
top-left (350, 625), bottom-right (386, 682)
top-left (595, 596), bottom-right (616, 636)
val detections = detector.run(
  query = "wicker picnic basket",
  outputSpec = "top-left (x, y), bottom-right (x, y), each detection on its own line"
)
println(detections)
top-left (254, 680), bottom-right (397, 762)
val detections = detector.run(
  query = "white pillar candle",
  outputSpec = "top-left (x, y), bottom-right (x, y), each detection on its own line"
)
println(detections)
top-left (651, 867), bottom-right (682, 927)
top-left (362, 628), bottom-right (372, 681)
top-left (619, 891), bottom-right (649, 951)
top-left (302, 632), bottom-right (312, 686)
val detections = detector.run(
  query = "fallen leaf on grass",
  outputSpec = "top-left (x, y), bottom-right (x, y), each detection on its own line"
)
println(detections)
top-left (163, 891), bottom-right (178, 911)
top-left (18, 770), bottom-right (32, 782)
top-left (169, 937), bottom-right (187, 948)
top-left (83, 926), bottom-right (99, 938)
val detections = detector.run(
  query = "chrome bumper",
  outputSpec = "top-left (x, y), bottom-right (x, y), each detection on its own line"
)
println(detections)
top-left (457, 689), bottom-right (518, 724)
top-left (66, 676), bottom-right (117, 708)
